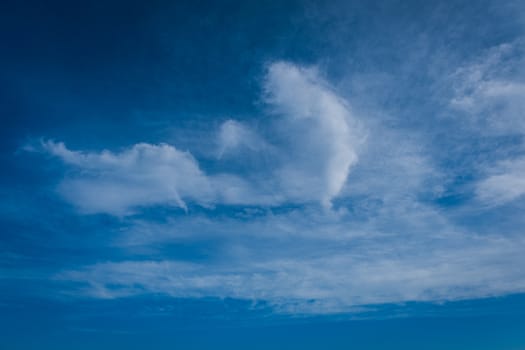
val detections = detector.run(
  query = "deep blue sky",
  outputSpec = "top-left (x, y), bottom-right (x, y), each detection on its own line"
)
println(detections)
top-left (2, 0), bottom-right (525, 349)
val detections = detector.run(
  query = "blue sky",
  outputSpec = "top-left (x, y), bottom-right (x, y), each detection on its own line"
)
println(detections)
top-left (2, 0), bottom-right (525, 348)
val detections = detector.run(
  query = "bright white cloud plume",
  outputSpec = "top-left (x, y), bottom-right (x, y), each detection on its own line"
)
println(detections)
top-left (265, 62), bottom-right (365, 206)
top-left (41, 61), bottom-right (364, 213)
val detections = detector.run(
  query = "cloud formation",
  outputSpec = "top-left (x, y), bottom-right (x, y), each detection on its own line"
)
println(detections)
top-left (42, 62), bottom-right (365, 213)
top-left (32, 53), bottom-right (525, 315)
top-left (57, 230), bottom-right (525, 313)
top-left (450, 39), bottom-right (525, 206)
top-left (43, 141), bottom-right (214, 214)
top-left (265, 62), bottom-right (365, 206)
top-left (217, 119), bottom-right (267, 158)
top-left (476, 157), bottom-right (525, 205)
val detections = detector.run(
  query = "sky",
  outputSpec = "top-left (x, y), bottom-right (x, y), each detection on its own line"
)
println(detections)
top-left (2, 0), bottom-right (525, 348)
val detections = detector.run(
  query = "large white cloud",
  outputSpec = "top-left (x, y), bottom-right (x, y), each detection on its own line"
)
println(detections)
top-left (450, 40), bottom-right (525, 133)
top-left (42, 61), bottom-right (365, 214)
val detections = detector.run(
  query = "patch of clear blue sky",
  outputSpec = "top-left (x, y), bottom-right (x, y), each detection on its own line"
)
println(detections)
top-left (1, 296), bottom-right (525, 349)
top-left (2, 0), bottom-right (525, 348)
top-left (1, 294), bottom-right (525, 349)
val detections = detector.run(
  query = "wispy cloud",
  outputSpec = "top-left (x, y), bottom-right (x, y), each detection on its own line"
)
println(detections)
top-left (476, 157), bottom-right (525, 205)
top-left (450, 39), bottom-right (525, 134)
top-left (216, 119), bottom-right (268, 158)
top-left (57, 230), bottom-right (525, 313)
top-left (450, 39), bottom-right (525, 207)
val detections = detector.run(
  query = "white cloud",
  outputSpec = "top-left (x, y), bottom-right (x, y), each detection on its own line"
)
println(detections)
top-left (41, 61), bottom-right (366, 214)
top-left (57, 173), bottom-right (525, 315)
top-left (57, 232), bottom-right (525, 313)
top-left (450, 39), bottom-right (525, 206)
top-left (43, 141), bottom-right (215, 215)
top-left (476, 157), bottom-right (525, 205)
top-left (265, 62), bottom-right (366, 207)
top-left (450, 40), bottom-right (525, 134)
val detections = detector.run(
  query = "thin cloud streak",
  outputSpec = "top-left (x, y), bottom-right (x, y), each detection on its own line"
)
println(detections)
top-left (57, 232), bottom-right (525, 314)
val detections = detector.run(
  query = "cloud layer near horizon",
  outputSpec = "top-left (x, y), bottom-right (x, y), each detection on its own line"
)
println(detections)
top-left (56, 215), bottom-right (525, 313)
